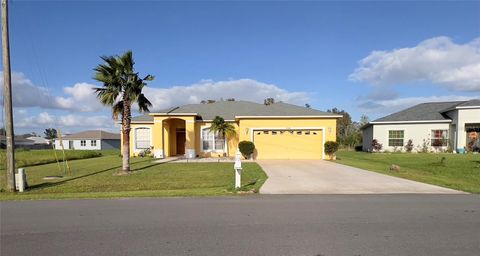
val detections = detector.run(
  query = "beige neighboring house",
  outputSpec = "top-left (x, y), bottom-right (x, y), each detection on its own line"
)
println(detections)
top-left (54, 130), bottom-right (120, 150)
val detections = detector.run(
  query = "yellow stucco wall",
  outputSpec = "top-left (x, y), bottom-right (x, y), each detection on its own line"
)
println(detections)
top-left (128, 123), bottom-right (154, 157)
top-left (126, 116), bottom-right (337, 159)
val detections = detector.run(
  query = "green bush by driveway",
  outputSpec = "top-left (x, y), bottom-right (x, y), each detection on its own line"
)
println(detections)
top-left (0, 154), bottom-right (267, 200)
top-left (336, 151), bottom-right (480, 193)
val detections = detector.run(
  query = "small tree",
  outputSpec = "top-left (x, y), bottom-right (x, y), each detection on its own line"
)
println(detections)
top-left (372, 139), bottom-right (383, 152)
top-left (405, 139), bottom-right (414, 153)
top-left (209, 116), bottom-right (237, 157)
top-left (264, 98), bottom-right (275, 105)
top-left (238, 141), bottom-right (255, 159)
top-left (44, 128), bottom-right (58, 140)
top-left (324, 141), bottom-right (339, 160)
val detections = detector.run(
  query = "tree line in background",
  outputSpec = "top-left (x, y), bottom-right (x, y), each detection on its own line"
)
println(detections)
top-left (0, 127), bottom-right (58, 140)
top-left (327, 108), bottom-right (369, 150)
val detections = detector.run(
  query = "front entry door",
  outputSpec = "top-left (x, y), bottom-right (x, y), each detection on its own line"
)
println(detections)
top-left (176, 132), bottom-right (186, 155)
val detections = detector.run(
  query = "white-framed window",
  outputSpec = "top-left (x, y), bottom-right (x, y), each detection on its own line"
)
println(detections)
top-left (202, 127), bottom-right (225, 151)
top-left (388, 130), bottom-right (404, 147)
top-left (91, 140), bottom-right (97, 147)
top-left (80, 140), bottom-right (86, 147)
top-left (135, 128), bottom-right (151, 149)
top-left (431, 129), bottom-right (448, 147)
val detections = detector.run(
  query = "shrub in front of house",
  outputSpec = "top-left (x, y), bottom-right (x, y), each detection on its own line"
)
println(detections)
top-left (324, 141), bottom-right (339, 160)
top-left (372, 139), bottom-right (383, 152)
top-left (138, 148), bottom-right (153, 158)
top-left (239, 141), bottom-right (255, 159)
top-left (405, 139), bottom-right (414, 153)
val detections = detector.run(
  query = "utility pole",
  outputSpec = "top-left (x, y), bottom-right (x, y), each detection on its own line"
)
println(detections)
top-left (2, 0), bottom-right (16, 192)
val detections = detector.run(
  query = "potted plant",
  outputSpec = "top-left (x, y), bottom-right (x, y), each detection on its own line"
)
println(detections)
top-left (324, 141), bottom-right (339, 160)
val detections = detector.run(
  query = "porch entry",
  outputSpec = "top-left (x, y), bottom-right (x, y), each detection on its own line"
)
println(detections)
top-left (176, 129), bottom-right (186, 155)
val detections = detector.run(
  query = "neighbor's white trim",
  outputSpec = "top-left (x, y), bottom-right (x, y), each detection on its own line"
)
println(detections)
top-left (149, 113), bottom-right (198, 116)
top-left (200, 125), bottom-right (227, 153)
top-left (249, 127), bottom-right (326, 160)
top-left (455, 106), bottom-right (480, 109)
top-left (370, 120), bottom-right (452, 124)
top-left (236, 115), bottom-right (342, 119)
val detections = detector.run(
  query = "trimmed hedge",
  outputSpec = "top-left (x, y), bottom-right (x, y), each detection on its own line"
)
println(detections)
top-left (238, 141), bottom-right (255, 159)
top-left (324, 141), bottom-right (339, 156)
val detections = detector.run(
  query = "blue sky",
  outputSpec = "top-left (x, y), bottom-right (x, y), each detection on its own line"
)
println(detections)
top-left (1, 0), bottom-right (480, 134)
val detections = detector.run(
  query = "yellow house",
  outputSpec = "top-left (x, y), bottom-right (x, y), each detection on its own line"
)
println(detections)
top-left (127, 101), bottom-right (341, 159)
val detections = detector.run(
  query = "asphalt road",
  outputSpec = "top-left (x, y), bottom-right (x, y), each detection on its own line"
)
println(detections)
top-left (1, 195), bottom-right (480, 256)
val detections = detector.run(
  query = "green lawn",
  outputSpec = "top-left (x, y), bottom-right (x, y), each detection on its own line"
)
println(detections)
top-left (0, 154), bottom-right (267, 200)
top-left (336, 150), bottom-right (480, 193)
top-left (0, 149), bottom-right (118, 170)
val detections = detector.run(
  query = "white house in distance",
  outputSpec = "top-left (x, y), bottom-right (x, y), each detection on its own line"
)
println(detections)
top-left (54, 130), bottom-right (120, 150)
top-left (362, 99), bottom-right (480, 152)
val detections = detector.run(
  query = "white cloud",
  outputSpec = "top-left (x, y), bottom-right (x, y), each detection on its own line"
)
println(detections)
top-left (0, 72), bottom-right (102, 112)
top-left (14, 111), bottom-right (117, 131)
top-left (358, 95), bottom-right (473, 114)
top-left (144, 78), bottom-right (309, 111)
top-left (56, 83), bottom-right (103, 112)
top-left (1, 73), bottom-right (309, 114)
top-left (0, 72), bottom-right (59, 108)
top-left (350, 36), bottom-right (480, 92)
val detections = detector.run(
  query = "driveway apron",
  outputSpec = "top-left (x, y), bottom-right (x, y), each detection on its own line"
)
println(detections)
top-left (258, 160), bottom-right (465, 194)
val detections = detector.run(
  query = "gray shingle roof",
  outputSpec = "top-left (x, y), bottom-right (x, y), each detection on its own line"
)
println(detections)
top-left (131, 114), bottom-right (154, 123)
top-left (61, 130), bottom-right (120, 140)
top-left (0, 135), bottom-right (34, 143)
top-left (456, 99), bottom-right (480, 107)
top-left (373, 99), bottom-right (479, 123)
top-left (132, 101), bottom-right (337, 122)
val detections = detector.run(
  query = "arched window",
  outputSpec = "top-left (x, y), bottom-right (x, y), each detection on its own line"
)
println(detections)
top-left (135, 128), bottom-right (151, 149)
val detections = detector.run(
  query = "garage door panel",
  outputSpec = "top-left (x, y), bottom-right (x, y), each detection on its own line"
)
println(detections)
top-left (253, 129), bottom-right (323, 159)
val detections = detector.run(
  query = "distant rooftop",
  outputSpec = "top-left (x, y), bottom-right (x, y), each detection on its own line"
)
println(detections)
top-left (61, 130), bottom-right (120, 140)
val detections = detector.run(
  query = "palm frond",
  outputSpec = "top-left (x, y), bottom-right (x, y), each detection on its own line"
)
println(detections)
top-left (93, 50), bottom-right (154, 122)
top-left (112, 100), bottom-right (124, 120)
top-left (137, 93), bottom-right (152, 113)
top-left (209, 116), bottom-right (237, 138)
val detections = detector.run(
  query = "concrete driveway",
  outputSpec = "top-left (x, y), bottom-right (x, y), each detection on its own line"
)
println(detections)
top-left (258, 160), bottom-right (465, 194)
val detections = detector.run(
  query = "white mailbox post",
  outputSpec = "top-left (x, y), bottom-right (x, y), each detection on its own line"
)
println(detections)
top-left (234, 150), bottom-right (242, 189)
top-left (15, 168), bottom-right (26, 192)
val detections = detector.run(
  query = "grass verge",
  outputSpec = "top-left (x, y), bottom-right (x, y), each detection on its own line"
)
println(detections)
top-left (0, 154), bottom-right (267, 200)
top-left (336, 150), bottom-right (480, 193)
top-left (0, 149), bottom-right (119, 170)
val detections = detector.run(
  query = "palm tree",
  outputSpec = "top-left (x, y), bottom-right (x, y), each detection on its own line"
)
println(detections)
top-left (93, 51), bottom-right (153, 174)
top-left (209, 116), bottom-right (237, 157)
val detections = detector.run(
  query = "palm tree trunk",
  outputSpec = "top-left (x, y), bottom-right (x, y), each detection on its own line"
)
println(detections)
top-left (121, 100), bottom-right (131, 173)
top-left (224, 131), bottom-right (228, 157)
